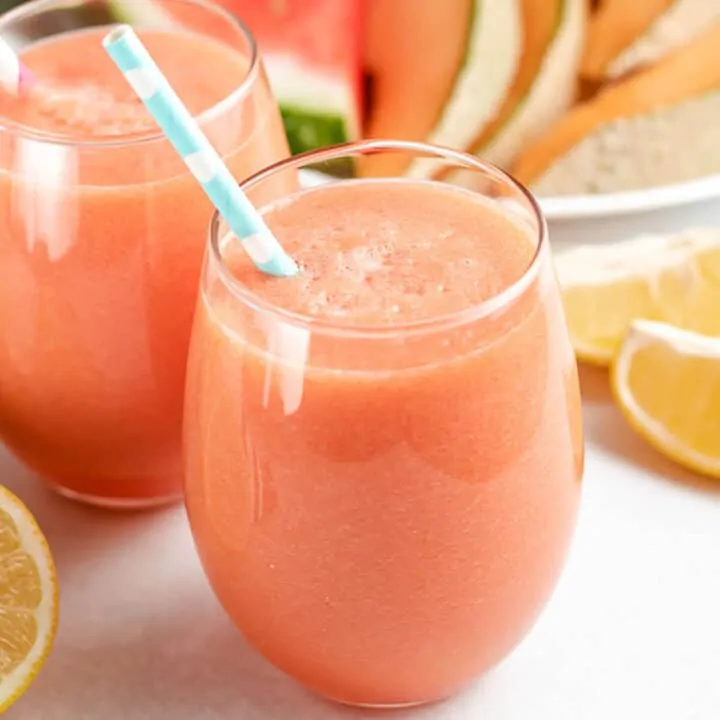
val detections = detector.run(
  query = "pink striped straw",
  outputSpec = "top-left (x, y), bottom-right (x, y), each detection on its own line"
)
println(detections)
top-left (0, 37), bottom-right (33, 95)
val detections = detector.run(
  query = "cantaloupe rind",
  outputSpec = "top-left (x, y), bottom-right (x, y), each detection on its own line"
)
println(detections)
top-left (472, 0), bottom-right (586, 169)
top-left (404, 0), bottom-right (523, 179)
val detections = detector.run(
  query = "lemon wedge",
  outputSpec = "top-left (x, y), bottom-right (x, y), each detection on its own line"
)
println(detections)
top-left (0, 486), bottom-right (59, 712)
top-left (555, 229), bottom-right (720, 365)
top-left (612, 320), bottom-right (720, 478)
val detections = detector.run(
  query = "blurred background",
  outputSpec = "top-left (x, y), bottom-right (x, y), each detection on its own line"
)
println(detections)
top-left (2, 0), bottom-right (718, 197)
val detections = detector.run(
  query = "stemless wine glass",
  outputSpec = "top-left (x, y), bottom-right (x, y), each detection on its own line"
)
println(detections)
top-left (184, 141), bottom-right (584, 707)
top-left (0, 0), bottom-right (289, 508)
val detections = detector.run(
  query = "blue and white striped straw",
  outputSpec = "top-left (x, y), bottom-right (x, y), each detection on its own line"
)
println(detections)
top-left (102, 25), bottom-right (297, 277)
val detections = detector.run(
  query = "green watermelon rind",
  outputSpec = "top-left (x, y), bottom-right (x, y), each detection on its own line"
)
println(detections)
top-left (280, 105), bottom-right (355, 176)
top-left (103, 0), bottom-right (174, 28)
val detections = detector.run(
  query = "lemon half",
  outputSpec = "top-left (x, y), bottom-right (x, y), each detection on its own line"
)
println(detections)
top-left (612, 320), bottom-right (720, 479)
top-left (555, 229), bottom-right (720, 365)
top-left (0, 486), bottom-right (59, 712)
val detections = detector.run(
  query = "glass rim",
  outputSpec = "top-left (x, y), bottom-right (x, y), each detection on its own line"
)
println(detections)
top-left (209, 139), bottom-right (548, 339)
top-left (0, 0), bottom-right (259, 148)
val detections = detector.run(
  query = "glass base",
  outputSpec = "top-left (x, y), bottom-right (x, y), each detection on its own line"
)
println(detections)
top-left (338, 700), bottom-right (429, 709)
top-left (48, 482), bottom-right (183, 511)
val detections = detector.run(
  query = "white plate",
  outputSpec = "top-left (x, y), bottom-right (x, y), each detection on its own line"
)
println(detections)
top-left (540, 173), bottom-right (720, 220)
top-left (543, 179), bottom-right (720, 250)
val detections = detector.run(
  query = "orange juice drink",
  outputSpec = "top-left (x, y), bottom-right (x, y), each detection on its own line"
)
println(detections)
top-left (0, 0), bottom-right (289, 507)
top-left (184, 143), bottom-right (584, 707)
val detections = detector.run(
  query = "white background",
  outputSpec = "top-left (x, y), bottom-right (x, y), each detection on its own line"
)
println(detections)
top-left (4, 365), bottom-right (720, 719)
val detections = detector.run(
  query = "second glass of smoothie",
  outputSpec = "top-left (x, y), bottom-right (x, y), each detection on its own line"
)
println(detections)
top-left (0, 0), bottom-right (289, 507)
top-left (184, 141), bottom-right (584, 707)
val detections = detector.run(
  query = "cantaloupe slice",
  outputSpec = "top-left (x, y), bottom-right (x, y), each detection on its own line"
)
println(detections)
top-left (359, 0), bottom-right (472, 177)
top-left (604, 0), bottom-right (720, 80)
top-left (580, 0), bottom-right (720, 81)
top-left (512, 21), bottom-right (720, 193)
top-left (360, 0), bottom-right (522, 178)
top-left (450, 0), bottom-right (586, 176)
top-left (531, 93), bottom-right (720, 196)
top-left (580, 0), bottom-right (673, 80)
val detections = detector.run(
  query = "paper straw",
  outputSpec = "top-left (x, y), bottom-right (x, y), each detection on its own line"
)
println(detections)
top-left (0, 37), bottom-right (34, 95)
top-left (103, 25), bottom-right (298, 277)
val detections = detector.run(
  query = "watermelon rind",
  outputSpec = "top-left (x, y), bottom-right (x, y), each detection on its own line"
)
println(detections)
top-left (281, 105), bottom-right (355, 176)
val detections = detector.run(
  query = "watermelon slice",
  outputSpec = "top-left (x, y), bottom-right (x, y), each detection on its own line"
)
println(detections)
top-left (104, 0), bottom-right (363, 168)
top-left (214, 0), bottom-right (363, 164)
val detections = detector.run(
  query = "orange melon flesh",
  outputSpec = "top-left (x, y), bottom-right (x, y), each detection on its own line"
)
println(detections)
top-left (580, 0), bottom-right (673, 79)
top-left (360, 0), bottom-right (473, 177)
top-left (470, 0), bottom-right (559, 157)
top-left (512, 20), bottom-right (720, 186)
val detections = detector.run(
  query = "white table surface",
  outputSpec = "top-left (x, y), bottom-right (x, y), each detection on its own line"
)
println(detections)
top-left (4, 365), bottom-right (720, 720)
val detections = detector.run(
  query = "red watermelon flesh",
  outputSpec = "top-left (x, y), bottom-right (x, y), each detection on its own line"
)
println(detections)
top-left (213, 0), bottom-right (364, 157)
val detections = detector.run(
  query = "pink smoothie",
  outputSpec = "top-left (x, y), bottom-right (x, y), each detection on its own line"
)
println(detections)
top-left (0, 22), bottom-right (289, 505)
top-left (185, 178), bottom-right (583, 705)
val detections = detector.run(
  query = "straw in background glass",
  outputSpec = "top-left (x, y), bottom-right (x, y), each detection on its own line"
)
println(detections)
top-left (0, 0), bottom-right (172, 97)
top-left (103, 25), bottom-right (298, 277)
top-left (0, 37), bottom-right (33, 95)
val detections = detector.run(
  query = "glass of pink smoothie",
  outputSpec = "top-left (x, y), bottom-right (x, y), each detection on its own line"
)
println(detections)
top-left (184, 141), bottom-right (584, 707)
top-left (0, 0), bottom-right (289, 508)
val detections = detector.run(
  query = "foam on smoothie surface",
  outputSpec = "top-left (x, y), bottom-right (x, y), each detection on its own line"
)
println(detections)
top-left (224, 180), bottom-right (536, 325)
top-left (0, 27), bottom-right (249, 139)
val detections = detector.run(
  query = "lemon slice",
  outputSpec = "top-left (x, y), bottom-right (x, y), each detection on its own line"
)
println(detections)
top-left (0, 486), bottom-right (59, 712)
top-left (612, 320), bottom-right (720, 478)
top-left (555, 229), bottom-right (720, 365)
